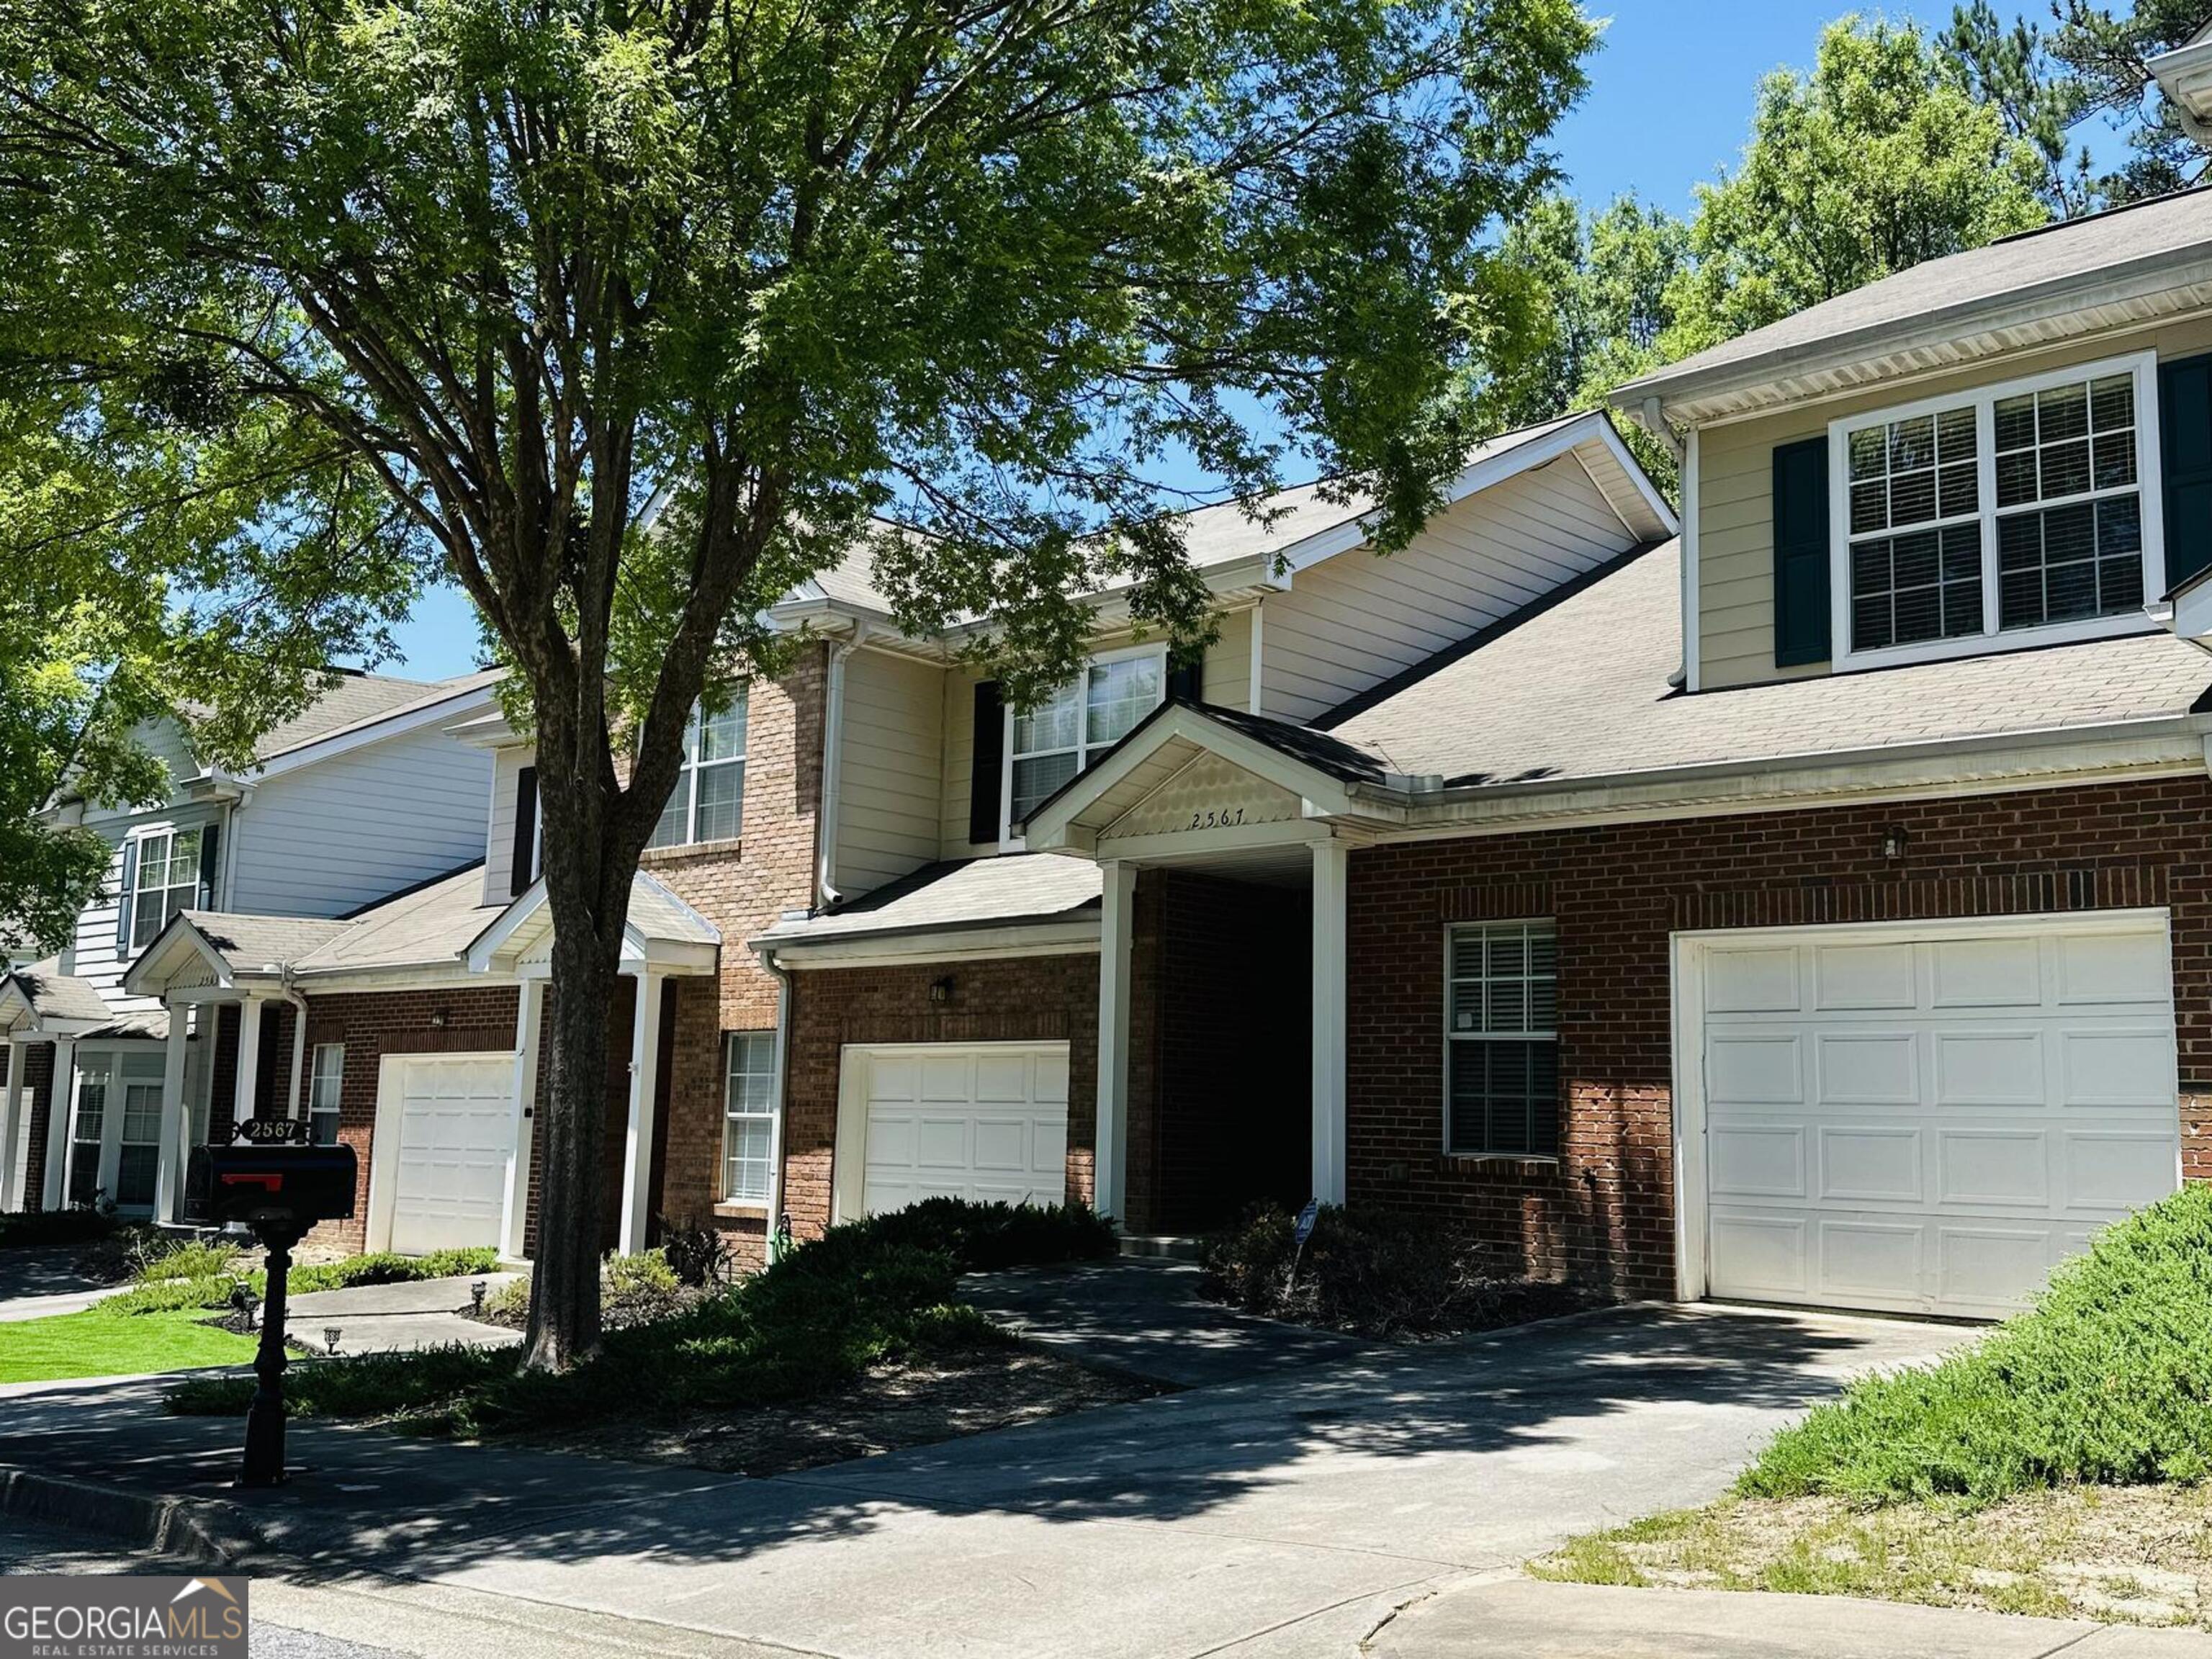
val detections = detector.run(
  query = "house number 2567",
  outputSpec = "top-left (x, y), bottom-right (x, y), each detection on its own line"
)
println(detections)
top-left (1187, 806), bottom-right (1248, 830)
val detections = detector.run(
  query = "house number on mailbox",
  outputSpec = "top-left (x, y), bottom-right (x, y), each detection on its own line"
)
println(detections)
top-left (1187, 806), bottom-right (1249, 830)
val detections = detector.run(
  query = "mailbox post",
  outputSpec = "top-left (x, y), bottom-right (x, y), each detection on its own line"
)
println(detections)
top-left (199, 1121), bottom-right (358, 1489)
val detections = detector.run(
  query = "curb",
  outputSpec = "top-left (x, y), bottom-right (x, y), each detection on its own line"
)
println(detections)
top-left (1, 1465), bottom-right (246, 1568)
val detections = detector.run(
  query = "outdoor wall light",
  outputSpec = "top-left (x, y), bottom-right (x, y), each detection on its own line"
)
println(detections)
top-left (929, 976), bottom-right (954, 1004)
top-left (429, 1008), bottom-right (449, 1028)
top-left (1881, 826), bottom-right (1910, 861)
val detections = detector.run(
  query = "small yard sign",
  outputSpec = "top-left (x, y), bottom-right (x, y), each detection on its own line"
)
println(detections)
top-left (1294, 1200), bottom-right (1319, 1246)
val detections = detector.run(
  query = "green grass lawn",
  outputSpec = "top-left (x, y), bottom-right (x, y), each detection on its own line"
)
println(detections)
top-left (0, 1306), bottom-right (259, 1382)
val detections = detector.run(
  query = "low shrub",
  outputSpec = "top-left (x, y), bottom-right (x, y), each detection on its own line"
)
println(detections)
top-left (131, 1238), bottom-right (246, 1283)
top-left (168, 1205), bottom-right (1015, 1434)
top-left (0, 1210), bottom-right (119, 1251)
top-left (847, 1197), bottom-right (1118, 1271)
top-left (1743, 1185), bottom-right (2212, 1507)
top-left (655, 1215), bottom-right (732, 1287)
top-left (285, 1246), bottom-right (502, 1294)
top-left (1200, 1202), bottom-right (1591, 1339)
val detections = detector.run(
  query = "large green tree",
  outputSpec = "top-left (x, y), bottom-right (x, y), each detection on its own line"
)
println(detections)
top-left (1, 0), bottom-right (1596, 1365)
top-left (1946, 1), bottom-right (2212, 209)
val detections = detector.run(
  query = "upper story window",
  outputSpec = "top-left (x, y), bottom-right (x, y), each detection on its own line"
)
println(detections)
top-left (1831, 351), bottom-right (2163, 668)
top-left (648, 689), bottom-right (747, 850)
top-left (120, 824), bottom-right (207, 953)
top-left (1003, 646), bottom-right (1164, 841)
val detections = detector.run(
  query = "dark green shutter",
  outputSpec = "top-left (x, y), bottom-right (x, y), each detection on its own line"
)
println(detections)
top-left (968, 680), bottom-right (1004, 845)
top-left (2161, 353), bottom-right (2212, 590)
top-left (114, 838), bottom-right (138, 951)
top-left (197, 821), bottom-right (220, 908)
top-left (511, 765), bottom-right (539, 896)
top-left (1772, 436), bottom-right (1832, 667)
top-left (1166, 656), bottom-right (1202, 703)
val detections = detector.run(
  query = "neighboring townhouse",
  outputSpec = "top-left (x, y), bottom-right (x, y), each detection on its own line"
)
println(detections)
top-left (0, 670), bottom-right (501, 1223)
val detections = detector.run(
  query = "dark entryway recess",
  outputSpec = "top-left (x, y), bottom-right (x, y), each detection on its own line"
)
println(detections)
top-left (1134, 869), bottom-right (1311, 1235)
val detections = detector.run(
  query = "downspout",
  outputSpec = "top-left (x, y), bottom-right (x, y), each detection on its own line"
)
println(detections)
top-left (760, 945), bottom-right (796, 1261)
top-left (276, 965), bottom-right (308, 1121)
top-left (815, 632), bottom-right (862, 912)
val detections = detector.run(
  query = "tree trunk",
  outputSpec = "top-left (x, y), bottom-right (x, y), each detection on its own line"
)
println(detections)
top-left (523, 914), bottom-right (621, 1370)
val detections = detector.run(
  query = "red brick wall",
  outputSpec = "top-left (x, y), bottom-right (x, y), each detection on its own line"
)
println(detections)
top-left (642, 646), bottom-right (825, 1265)
top-left (782, 953), bottom-right (1101, 1239)
top-left (1346, 775), bottom-right (2212, 1297)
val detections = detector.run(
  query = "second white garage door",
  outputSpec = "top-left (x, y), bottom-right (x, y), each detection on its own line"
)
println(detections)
top-left (1684, 914), bottom-right (2179, 1319)
top-left (387, 1053), bottom-right (516, 1255)
top-left (840, 1043), bottom-right (1070, 1218)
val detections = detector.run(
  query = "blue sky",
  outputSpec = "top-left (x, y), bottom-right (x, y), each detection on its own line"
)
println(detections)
top-left (378, 1), bottom-right (2122, 680)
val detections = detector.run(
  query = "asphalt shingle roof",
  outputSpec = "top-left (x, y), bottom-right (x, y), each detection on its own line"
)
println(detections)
top-left (1618, 189), bottom-right (2212, 403)
top-left (757, 854), bottom-right (1101, 946)
top-left (1326, 541), bottom-right (2212, 789)
top-left (251, 668), bottom-right (503, 763)
top-left (6, 959), bottom-right (111, 1025)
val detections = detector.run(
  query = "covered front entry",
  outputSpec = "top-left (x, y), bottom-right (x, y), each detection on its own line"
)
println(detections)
top-left (375, 1053), bottom-right (518, 1254)
top-left (1677, 912), bottom-right (2181, 1319)
top-left (838, 1041), bottom-right (1070, 1215)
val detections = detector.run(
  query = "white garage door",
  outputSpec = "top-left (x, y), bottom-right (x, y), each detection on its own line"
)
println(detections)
top-left (390, 1054), bottom-right (516, 1255)
top-left (848, 1043), bottom-right (1069, 1215)
top-left (1691, 916), bottom-right (2178, 1318)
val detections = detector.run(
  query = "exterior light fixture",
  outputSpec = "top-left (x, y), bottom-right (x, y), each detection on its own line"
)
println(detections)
top-left (429, 1008), bottom-right (449, 1028)
top-left (324, 1327), bottom-right (342, 1356)
top-left (929, 976), bottom-right (954, 1004)
top-left (1882, 826), bottom-right (1910, 860)
top-left (470, 1280), bottom-right (487, 1314)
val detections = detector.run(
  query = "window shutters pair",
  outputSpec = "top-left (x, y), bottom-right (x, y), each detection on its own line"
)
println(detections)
top-left (112, 822), bottom-right (222, 953)
top-left (963, 657), bottom-right (1200, 845)
top-left (1768, 353), bottom-right (2212, 669)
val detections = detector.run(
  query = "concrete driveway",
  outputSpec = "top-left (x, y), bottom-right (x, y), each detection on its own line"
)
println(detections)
top-left (209, 1300), bottom-right (1969, 1659)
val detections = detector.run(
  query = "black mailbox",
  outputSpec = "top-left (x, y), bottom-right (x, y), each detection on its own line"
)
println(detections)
top-left (202, 1141), bottom-right (357, 1228)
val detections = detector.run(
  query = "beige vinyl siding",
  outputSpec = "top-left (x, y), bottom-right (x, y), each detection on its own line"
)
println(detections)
top-left (481, 743), bottom-right (535, 906)
top-left (1696, 310), bottom-right (2212, 690)
top-left (935, 605), bottom-right (1259, 859)
top-left (835, 647), bottom-right (944, 896)
top-left (1258, 458), bottom-right (1640, 724)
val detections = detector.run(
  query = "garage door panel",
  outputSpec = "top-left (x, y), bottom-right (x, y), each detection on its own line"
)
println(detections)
top-left (389, 1053), bottom-right (515, 1256)
top-left (1700, 920), bottom-right (2177, 1318)
top-left (1815, 1031), bottom-right (1919, 1105)
top-left (1931, 937), bottom-right (2042, 1007)
top-left (1707, 947), bottom-right (1801, 1013)
top-left (1933, 1030), bottom-right (2045, 1106)
top-left (853, 1043), bottom-right (1070, 1216)
top-left (1936, 1128), bottom-right (2048, 1206)
top-left (1818, 1125), bottom-right (1921, 1203)
top-left (1710, 1125), bottom-right (1804, 1198)
top-left (1707, 1033), bottom-right (1803, 1104)
top-left (1813, 943), bottom-right (1916, 1010)
top-left (2058, 932), bottom-right (2168, 1004)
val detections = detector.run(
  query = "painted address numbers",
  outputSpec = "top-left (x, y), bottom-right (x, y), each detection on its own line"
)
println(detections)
top-left (1186, 806), bottom-right (1249, 830)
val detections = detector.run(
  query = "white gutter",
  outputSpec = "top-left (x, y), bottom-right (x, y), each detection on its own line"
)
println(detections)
top-left (758, 943), bottom-right (796, 1258)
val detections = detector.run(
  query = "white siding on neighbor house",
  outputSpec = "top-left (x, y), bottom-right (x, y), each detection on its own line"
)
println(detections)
top-left (1258, 457), bottom-right (1639, 725)
top-left (70, 805), bottom-right (225, 1010)
top-left (835, 647), bottom-right (943, 899)
top-left (228, 729), bottom-right (493, 918)
top-left (481, 743), bottom-right (536, 906)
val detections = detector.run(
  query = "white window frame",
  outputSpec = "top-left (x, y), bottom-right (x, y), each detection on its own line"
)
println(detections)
top-left (1826, 349), bottom-right (2167, 671)
top-left (999, 641), bottom-right (1168, 848)
top-left (123, 822), bottom-right (207, 953)
top-left (647, 688), bottom-right (749, 850)
top-left (722, 1031), bottom-right (777, 1204)
top-left (309, 1042), bottom-right (344, 1145)
top-left (1440, 917), bottom-right (1560, 1161)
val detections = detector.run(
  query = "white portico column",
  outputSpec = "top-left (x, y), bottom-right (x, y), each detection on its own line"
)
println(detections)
top-left (232, 994), bottom-right (266, 1125)
top-left (43, 1037), bottom-right (76, 1210)
top-left (1, 1039), bottom-right (27, 1211)
top-left (154, 1003), bottom-right (190, 1223)
top-left (501, 976), bottom-right (545, 1260)
top-left (1093, 860), bottom-right (1136, 1223)
top-left (617, 969), bottom-right (667, 1256)
top-left (1310, 839), bottom-right (1349, 1205)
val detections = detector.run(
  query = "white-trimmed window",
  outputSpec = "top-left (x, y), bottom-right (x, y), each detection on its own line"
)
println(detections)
top-left (648, 689), bottom-right (747, 850)
top-left (124, 825), bottom-right (205, 951)
top-left (722, 1031), bottom-right (776, 1203)
top-left (309, 1043), bottom-right (344, 1145)
top-left (1003, 645), bottom-right (1165, 840)
top-left (1830, 351), bottom-right (2164, 668)
top-left (1444, 920), bottom-right (1559, 1158)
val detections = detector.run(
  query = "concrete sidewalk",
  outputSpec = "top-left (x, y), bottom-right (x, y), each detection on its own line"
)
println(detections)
top-left (0, 1304), bottom-right (1970, 1659)
top-left (287, 1272), bottom-right (523, 1355)
top-left (1372, 1579), bottom-right (2212, 1658)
